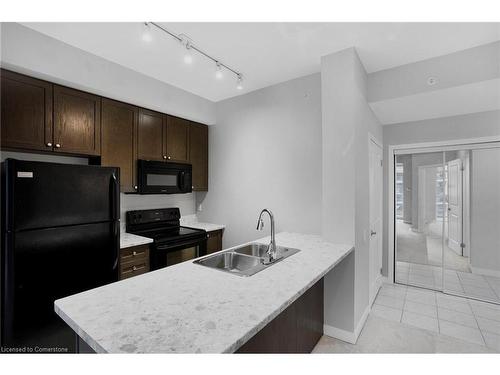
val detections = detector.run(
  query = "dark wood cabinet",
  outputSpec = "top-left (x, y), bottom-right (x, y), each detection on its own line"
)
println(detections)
top-left (236, 278), bottom-right (324, 353)
top-left (119, 244), bottom-right (150, 280)
top-left (137, 108), bottom-right (166, 161)
top-left (1, 69), bottom-right (53, 151)
top-left (53, 85), bottom-right (101, 156)
top-left (206, 229), bottom-right (223, 254)
top-left (0, 69), bottom-right (210, 190)
top-left (100, 98), bottom-right (138, 192)
top-left (166, 116), bottom-right (189, 163)
top-left (189, 122), bottom-right (209, 191)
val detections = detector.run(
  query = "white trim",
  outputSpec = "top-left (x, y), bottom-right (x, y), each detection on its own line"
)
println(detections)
top-left (391, 135), bottom-right (500, 155)
top-left (369, 275), bottom-right (384, 306)
top-left (387, 136), bottom-right (500, 286)
top-left (323, 305), bottom-right (371, 345)
top-left (470, 266), bottom-right (500, 278)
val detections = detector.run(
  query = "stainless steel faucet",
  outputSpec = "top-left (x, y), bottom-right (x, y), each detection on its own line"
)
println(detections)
top-left (256, 208), bottom-right (280, 264)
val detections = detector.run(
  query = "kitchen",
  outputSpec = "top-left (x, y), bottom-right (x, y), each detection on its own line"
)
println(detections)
top-left (1, 2), bottom-right (500, 372)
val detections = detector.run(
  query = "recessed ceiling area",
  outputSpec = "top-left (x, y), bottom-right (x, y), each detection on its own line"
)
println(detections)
top-left (21, 22), bottom-right (500, 103)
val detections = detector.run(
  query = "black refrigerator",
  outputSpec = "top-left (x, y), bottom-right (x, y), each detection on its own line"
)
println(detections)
top-left (1, 159), bottom-right (120, 352)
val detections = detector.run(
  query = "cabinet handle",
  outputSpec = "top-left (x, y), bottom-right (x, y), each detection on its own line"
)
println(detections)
top-left (46, 142), bottom-right (52, 147)
top-left (163, 155), bottom-right (167, 159)
top-left (133, 251), bottom-right (137, 256)
top-left (55, 143), bottom-right (61, 148)
top-left (167, 156), bottom-right (171, 160)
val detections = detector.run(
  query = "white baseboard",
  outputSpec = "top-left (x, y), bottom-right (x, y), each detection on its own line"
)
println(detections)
top-left (471, 266), bottom-right (500, 278)
top-left (323, 305), bottom-right (371, 345)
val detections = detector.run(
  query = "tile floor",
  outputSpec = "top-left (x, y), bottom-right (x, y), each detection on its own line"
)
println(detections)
top-left (396, 260), bottom-right (500, 304)
top-left (371, 283), bottom-right (500, 350)
top-left (313, 283), bottom-right (500, 353)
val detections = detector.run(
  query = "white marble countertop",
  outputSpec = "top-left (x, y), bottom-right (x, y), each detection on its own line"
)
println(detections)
top-left (180, 214), bottom-right (225, 232)
top-left (120, 232), bottom-right (153, 249)
top-left (54, 232), bottom-right (353, 353)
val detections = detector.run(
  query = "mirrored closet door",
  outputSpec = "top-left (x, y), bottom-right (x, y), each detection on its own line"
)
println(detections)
top-left (394, 143), bottom-right (500, 305)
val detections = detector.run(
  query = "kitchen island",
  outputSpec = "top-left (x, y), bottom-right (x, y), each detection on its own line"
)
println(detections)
top-left (54, 232), bottom-right (353, 353)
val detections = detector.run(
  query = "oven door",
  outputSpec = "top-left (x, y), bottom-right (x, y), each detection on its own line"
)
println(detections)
top-left (152, 237), bottom-right (207, 270)
top-left (137, 160), bottom-right (192, 194)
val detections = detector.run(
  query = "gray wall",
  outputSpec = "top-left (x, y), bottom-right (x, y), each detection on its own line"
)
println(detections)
top-left (1, 23), bottom-right (216, 220)
top-left (321, 47), bottom-right (383, 333)
top-left (197, 73), bottom-right (322, 248)
top-left (382, 110), bottom-right (500, 275)
top-left (470, 148), bottom-right (500, 274)
top-left (368, 41), bottom-right (500, 102)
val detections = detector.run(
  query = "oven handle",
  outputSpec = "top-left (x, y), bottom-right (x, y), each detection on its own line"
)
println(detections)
top-left (155, 237), bottom-right (206, 252)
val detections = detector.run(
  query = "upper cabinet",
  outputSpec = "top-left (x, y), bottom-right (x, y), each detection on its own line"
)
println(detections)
top-left (166, 116), bottom-right (189, 163)
top-left (1, 69), bottom-right (53, 152)
top-left (137, 108), bottom-right (166, 161)
top-left (53, 85), bottom-right (101, 156)
top-left (0, 69), bottom-right (210, 193)
top-left (189, 122), bottom-right (209, 191)
top-left (100, 98), bottom-right (138, 193)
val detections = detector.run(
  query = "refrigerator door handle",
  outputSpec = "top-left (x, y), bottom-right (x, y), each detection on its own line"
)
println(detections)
top-left (110, 172), bottom-right (120, 273)
top-left (110, 173), bottom-right (120, 221)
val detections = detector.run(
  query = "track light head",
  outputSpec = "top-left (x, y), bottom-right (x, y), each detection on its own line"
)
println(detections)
top-left (236, 74), bottom-right (243, 90)
top-left (142, 22), bottom-right (152, 42)
top-left (215, 62), bottom-right (223, 79)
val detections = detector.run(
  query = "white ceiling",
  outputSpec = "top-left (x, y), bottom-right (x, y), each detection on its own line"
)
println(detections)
top-left (22, 22), bottom-right (500, 102)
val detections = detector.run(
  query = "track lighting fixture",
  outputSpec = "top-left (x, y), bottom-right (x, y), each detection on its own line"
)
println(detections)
top-left (144, 22), bottom-right (244, 90)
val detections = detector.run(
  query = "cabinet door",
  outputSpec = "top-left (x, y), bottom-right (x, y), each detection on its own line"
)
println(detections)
top-left (137, 108), bottom-right (166, 161)
top-left (165, 115), bottom-right (189, 163)
top-left (189, 122), bottom-right (209, 191)
top-left (101, 98), bottom-right (138, 192)
top-left (206, 230), bottom-right (222, 254)
top-left (53, 85), bottom-right (101, 156)
top-left (1, 69), bottom-right (53, 151)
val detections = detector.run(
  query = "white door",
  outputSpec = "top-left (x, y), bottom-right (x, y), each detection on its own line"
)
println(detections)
top-left (369, 139), bottom-right (383, 305)
top-left (447, 159), bottom-right (463, 255)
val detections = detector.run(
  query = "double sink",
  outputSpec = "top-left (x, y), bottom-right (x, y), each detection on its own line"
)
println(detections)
top-left (194, 243), bottom-right (300, 277)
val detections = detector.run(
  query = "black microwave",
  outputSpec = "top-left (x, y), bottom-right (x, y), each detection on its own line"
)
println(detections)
top-left (137, 160), bottom-right (192, 194)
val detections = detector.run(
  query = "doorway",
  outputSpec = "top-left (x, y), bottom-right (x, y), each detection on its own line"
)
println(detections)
top-left (393, 143), bottom-right (500, 304)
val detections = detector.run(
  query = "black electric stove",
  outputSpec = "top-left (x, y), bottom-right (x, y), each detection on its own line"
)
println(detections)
top-left (126, 208), bottom-right (207, 270)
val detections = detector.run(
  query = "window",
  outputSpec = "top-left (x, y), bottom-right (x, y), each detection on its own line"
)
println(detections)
top-left (395, 163), bottom-right (404, 219)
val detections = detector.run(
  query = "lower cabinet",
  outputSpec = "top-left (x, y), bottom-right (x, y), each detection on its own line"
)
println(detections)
top-left (119, 244), bottom-right (150, 280)
top-left (236, 278), bottom-right (324, 353)
top-left (206, 229), bottom-right (223, 254)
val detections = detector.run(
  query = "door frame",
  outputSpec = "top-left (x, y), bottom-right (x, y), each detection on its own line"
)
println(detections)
top-left (387, 136), bottom-right (500, 284)
top-left (369, 133), bottom-right (383, 305)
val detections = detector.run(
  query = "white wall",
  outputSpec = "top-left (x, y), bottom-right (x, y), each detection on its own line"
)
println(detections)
top-left (1, 23), bottom-right (217, 220)
top-left (321, 47), bottom-right (383, 335)
top-left (470, 148), bottom-right (500, 275)
top-left (382, 110), bottom-right (500, 275)
top-left (197, 73), bottom-right (322, 248)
